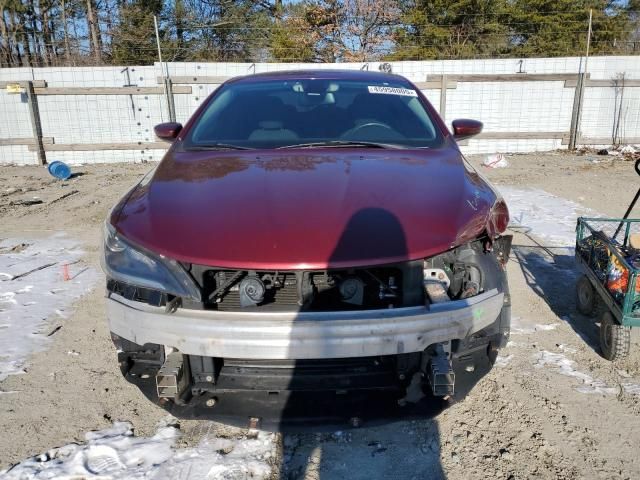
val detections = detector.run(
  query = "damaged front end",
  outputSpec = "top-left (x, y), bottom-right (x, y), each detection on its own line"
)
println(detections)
top-left (104, 221), bottom-right (512, 428)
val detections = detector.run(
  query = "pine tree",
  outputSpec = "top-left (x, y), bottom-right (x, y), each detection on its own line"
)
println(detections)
top-left (110, 0), bottom-right (163, 65)
top-left (390, 0), bottom-right (512, 60)
top-left (389, 0), bottom-right (633, 59)
top-left (508, 0), bottom-right (630, 57)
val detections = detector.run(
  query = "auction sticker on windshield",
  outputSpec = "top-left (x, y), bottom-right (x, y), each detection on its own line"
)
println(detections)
top-left (367, 86), bottom-right (418, 97)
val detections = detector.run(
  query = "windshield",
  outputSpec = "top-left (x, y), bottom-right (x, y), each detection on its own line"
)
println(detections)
top-left (184, 78), bottom-right (443, 150)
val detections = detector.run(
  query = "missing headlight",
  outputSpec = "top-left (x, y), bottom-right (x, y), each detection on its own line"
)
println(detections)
top-left (424, 238), bottom-right (507, 303)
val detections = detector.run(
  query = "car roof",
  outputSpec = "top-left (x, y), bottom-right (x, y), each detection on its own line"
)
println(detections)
top-left (227, 69), bottom-right (412, 85)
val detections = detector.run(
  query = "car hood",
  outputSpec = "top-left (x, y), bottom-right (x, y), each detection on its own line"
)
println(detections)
top-left (113, 149), bottom-right (501, 269)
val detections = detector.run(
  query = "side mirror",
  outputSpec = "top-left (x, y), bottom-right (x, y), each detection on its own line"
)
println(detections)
top-left (451, 119), bottom-right (483, 141)
top-left (154, 122), bottom-right (183, 142)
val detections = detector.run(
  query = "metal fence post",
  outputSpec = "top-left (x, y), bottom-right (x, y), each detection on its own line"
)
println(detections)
top-left (164, 77), bottom-right (176, 122)
top-left (25, 81), bottom-right (46, 165)
top-left (569, 9), bottom-right (593, 150)
top-left (154, 15), bottom-right (176, 123)
top-left (439, 74), bottom-right (448, 121)
top-left (568, 72), bottom-right (584, 150)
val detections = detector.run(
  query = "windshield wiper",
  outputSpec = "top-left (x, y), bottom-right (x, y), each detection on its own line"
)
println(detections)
top-left (277, 141), bottom-right (402, 149)
top-left (186, 143), bottom-right (251, 151)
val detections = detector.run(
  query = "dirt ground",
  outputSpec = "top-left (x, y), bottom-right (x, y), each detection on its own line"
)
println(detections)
top-left (1, 151), bottom-right (640, 479)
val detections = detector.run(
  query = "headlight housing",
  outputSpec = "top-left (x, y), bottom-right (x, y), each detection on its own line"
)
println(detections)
top-left (101, 222), bottom-right (201, 302)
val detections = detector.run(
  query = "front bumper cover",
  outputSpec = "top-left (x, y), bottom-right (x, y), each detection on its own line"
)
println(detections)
top-left (107, 288), bottom-right (504, 359)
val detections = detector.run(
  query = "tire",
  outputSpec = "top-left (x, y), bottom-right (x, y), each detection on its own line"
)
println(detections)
top-left (600, 311), bottom-right (631, 361)
top-left (576, 275), bottom-right (596, 316)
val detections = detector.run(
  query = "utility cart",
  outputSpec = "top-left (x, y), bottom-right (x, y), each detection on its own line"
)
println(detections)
top-left (575, 159), bottom-right (640, 360)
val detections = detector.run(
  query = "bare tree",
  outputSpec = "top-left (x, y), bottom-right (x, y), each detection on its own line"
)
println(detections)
top-left (60, 0), bottom-right (72, 63)
top-left (0, 6), bottom-right (11, 65)
top-left (85, 0), bottom-right (101, 62)
top-left (340, 0), bottom-right (399, 61)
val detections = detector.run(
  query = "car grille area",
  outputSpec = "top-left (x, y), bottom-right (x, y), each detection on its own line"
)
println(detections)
top-left (188, 356), bottom-right (406, 393)
top-left (190, 262), bottom-right (424, 312)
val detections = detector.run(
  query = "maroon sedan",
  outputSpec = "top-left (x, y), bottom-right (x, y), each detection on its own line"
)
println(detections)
top-left (102, 70), bottom-right (511, 427)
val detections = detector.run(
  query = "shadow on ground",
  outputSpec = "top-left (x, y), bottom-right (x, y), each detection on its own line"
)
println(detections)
top-left (281, 418), bottom-right (445, 479)
top-left (511, 232), bottom-right (601, 354)
top-left (277, 207), bottom-right (446, 478)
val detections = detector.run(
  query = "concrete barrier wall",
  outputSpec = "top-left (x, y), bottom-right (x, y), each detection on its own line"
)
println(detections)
top-left (1, 56), bottom-right (639, 165)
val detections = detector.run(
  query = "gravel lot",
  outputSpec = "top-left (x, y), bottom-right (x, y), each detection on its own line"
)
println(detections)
top-left (1, 151), bottom-right (640, 479)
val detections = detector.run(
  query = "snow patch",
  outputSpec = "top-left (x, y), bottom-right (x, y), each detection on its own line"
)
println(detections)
top-left (1, 421), bottom-right (276, 479)
top-left (534, 351), bottom-right (618, 395)
top-left (511, 323), bottom-right (558, 335)
top-left (622, 383), bottom-right (640, 396)
top-left (557, 344), bottom-right (577, 354)
top-left (498, 186), bottom-right (594, 247)
top-left (495, 354), bottom-right (513, 368)
top-left (0, 234), bottom-right (99, 380)
top-left (510, 316), bottom-right (559, 335)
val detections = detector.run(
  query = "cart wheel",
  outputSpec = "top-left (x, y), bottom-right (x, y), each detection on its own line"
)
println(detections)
top-left (600, 311), bottom-right (631, 361)
top-left (576, 275), bottom-right (596, 316)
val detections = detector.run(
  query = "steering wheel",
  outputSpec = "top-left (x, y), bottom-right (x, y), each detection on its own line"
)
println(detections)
top-left (348, 122), bottom-right (395, 135)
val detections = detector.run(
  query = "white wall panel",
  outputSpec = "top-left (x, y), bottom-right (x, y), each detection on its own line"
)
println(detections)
top-left (0, 56), bottom-right (638, 164)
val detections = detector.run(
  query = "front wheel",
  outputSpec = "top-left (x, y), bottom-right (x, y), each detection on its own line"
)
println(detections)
top-left (600, 311), bottom-right (631, 361)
